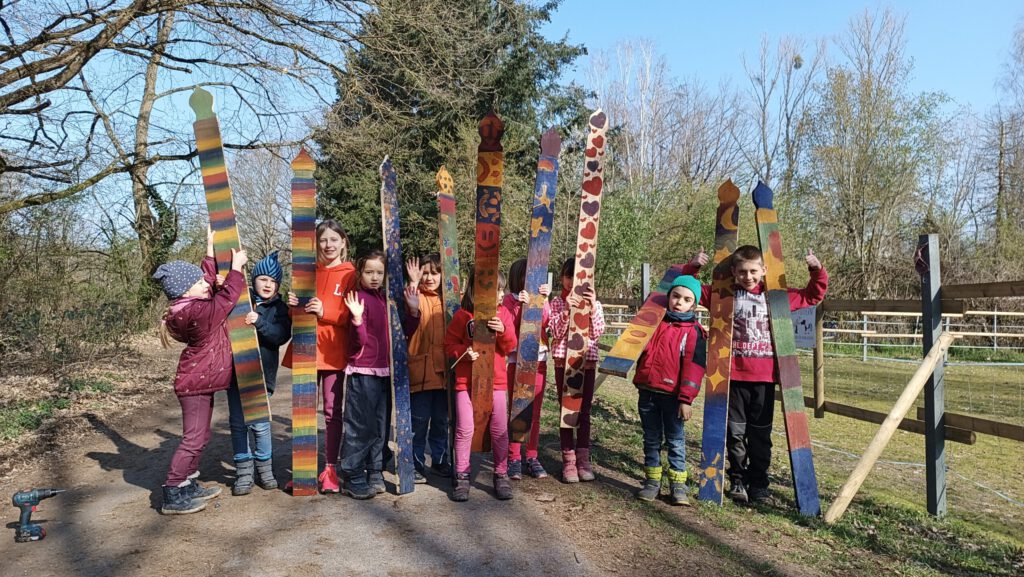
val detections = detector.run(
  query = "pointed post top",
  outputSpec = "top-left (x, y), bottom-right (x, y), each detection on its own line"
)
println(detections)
top-left (291, 148), bottom-right (315, 171)
top-left (751, 181), bottom-right (774, 210)
top-left (540, 128), bottom-right (562, 157)
top-left (717, 179), bottom-right (740, 203)
top-left (589, 108), bottom-right (607, 130)
top-left (379, 155), bottom-right (393, 178)
top-left (478, 112), bottom-right (505, 152)
top-left (435, 165), bottom-right (454, 194)
top-left (189, 87), bottom-right (215, 121)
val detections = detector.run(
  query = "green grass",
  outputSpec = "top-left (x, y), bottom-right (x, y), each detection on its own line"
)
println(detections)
top-left (0, 398), bottom-right (72, 440)
top-left (64, 377), bottom-right (116, 394)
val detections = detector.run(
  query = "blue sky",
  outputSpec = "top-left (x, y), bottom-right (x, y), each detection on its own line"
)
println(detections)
top-left (542, 0), bottom-right (1023, 112)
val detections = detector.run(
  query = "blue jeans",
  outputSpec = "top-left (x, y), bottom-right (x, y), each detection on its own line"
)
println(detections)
top-left (227, 382), bottom-right (273, 462)
top-left (637, 389), bottom-right (686, 472)
top-left (411, 389), bottom-right (449, 472)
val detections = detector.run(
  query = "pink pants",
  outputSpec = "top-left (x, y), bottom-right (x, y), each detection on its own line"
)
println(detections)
top-left (165, 393), bottom-right (215, 486)
top-left (506, 361), bottom-right (546, 461)
top-left (454, 389), bottom-right (509, 476)
top-left (320, 370), bottom-right (344, 465)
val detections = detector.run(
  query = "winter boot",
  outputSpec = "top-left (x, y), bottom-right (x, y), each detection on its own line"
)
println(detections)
top-left (318, 464), bottom-right (341, 494)
top-left (367, 471), bottom-right (386, 494)
top-left (668, 469), bottom-right (691, 506)
top-left (636, 466), bottom-right (662, 502)
top-left (255, 458), bottom-right (278, 490)
top-left (561, 450), bottom-right (579, 483)
top-left (493, 473), bottom-right (514, 500)
top-left (728, 479), bottom-right (748, 503)
top-left (161, 484), bottom-right (206, 515)
top-left (576, 448), bottom-right (596, 482)
top-left (185, 472), bottom-right (221, 501)
top-left (452, 473), bottom-right (471, 502)
top-left (232, 459), bottom-right (254, 496)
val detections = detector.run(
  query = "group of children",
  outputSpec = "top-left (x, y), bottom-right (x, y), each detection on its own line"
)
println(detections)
top-left (151, 219), bottom-right (827, 514)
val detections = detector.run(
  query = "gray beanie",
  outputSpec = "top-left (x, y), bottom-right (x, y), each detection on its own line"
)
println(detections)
top-left (153, 261), bottom-right (204, 300)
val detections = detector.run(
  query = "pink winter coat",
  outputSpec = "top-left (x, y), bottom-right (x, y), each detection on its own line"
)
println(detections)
top-left (164, 257), bottom-right (245, 397)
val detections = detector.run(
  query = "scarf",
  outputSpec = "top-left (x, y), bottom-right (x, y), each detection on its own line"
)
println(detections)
top-left (664, 310), bottom-right (695, 323)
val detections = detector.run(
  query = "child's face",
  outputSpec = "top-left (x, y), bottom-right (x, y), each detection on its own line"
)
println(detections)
top-left (732, 258), bottom-right (766, 291)
top-left (253, 275), bottom-right (279, 300)
top-left (317, 228), bottom-right (346, 264)
top-left (668, 286), bottom-right (696, 313)
top-left (360, 259), bottom-right (386, 290)
top-left (561, 274), bottom-right (573, 292)
top-left (420, 264), bottom-right (441, 292)
top-left (183, 278), bottom-right (211, 299)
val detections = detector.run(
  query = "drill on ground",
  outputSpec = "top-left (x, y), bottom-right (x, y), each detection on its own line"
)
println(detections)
top-left (12, 488), bottom-right (64, 543)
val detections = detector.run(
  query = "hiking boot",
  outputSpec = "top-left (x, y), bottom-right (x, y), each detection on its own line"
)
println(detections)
top-left (318, 464), bottom-right (341, 494)
top-left (186, 475), bottom-right (221, 502)
top-left (414, 469), bottom-right (427, 484)
top-left (232, 460), bottom-right (254, 496)
top-left (728, 479), bottom-right (749, 503)
top-left (576, 448), bottom-right (595, 482)
top-left (161, 485), bottom-right (206, 515)
top-left (494, 473), bottom-right (514, 500)
top-left (452, 473), bottom-right (471, 502)
top-left (431, 462), bottom-right (453, 478)
top-left (508, 459), bottom-right (523, 480)
top-left (561, 450), bottom-right (579, 483)
top-left (748, 486), bottom-right (771, 504)
top-left (526, 457), bottom-right (549, 479)
top-left (255, 458), bottom-right (278, 490)
top-left (668, 469), bottom-right (690, 506)
top-left (636, 466), bottom-right (662, 502)
top-left (344, 479), bottom-right (376, 500)
top-left (367, 471), bottom-right (386, 494)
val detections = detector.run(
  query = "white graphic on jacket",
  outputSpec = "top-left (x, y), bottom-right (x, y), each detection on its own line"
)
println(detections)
top-left (732, 289), bottom-right (772, 359)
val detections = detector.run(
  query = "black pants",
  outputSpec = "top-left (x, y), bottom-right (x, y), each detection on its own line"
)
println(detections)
top-left (340, 373), bottom-right (390, 484)
top-left (726, 380), bottom-right (775, 489)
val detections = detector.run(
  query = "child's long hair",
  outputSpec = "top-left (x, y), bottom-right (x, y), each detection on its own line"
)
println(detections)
top-left (355, 250), bottom-right (387, 289)
top-left (560, 256), bottom-right (575, 280)
top-left (508, 258), bottom-right (528, 295)
top-left (460, 268), bottom-right (506, 314)
top-left (157, 306), bottom-right (185, 349)
top-left (316, 218), bottom-right (351, 263)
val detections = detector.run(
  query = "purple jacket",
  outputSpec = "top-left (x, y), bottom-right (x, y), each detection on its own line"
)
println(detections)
top-left (348, 287), bottom-right (419, 371)
top-left (165, 257), bottom-right (244, 397)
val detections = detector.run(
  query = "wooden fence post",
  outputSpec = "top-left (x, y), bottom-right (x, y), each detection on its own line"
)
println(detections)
top-left (814, 305), bottom-right (825, 418)
top-left (918, 233), bottom-right (947, 518)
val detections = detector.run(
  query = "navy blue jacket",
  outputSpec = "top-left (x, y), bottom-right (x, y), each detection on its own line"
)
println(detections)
top-left (252, 293), bottom-right (292, 394)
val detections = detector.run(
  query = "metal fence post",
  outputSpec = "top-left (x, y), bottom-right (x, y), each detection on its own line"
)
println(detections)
top-left (918, 233), bottom-right (947, 518)
top-left (641, 262), bottom-right (651, 301)
top-left (862, 314), bottom-right (868, 362)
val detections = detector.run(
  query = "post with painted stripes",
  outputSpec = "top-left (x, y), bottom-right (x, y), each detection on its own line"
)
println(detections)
top-left (917, 233), bottom-right (947, 518)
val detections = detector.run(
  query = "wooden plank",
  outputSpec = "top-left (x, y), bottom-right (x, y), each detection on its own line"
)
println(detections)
top-left (915, 407), bottom-right (1024, 442)
top-left (436, 166), bottom-right (460, 477)
top-left (289, 149), bottom-right (318, 496)
top-left (822, 299), bottom-right (965, 315)
top-left (189, 87), bottom-right (270, 425)
top-left (965, 310), bottom-right (1024, 317)
top-left (942, 280), bottom-right (1024, 299)
top-left (814, 305), bottom-right (825, 419)
top-left (470, 113), bottom-right (504, 452)
top-left (919, 234), bottom-right (947, 518)
top-left (794, 396), bottom-right (975, 444)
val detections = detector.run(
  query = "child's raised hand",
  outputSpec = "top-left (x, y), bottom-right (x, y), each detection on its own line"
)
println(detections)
top-left (215, 274), bottom-right (225, 287)
top-left (465, 347), bottom-right (480, 362)
top-left (806, 248), bottom-right (821, 271)
top-left (344, 292), bottom-right (364, 323)
top-left (486, 316), bottom-right (504, 333)
top-left (405, 257), bottom-right (422, 285)
top-left (679, 403), bottom-right (693, 421)
top-left (690, 247), bottom-right (709, 268)
top-left (305, 296), bottom-right (324, 319)
top-left (207, 226), bottom-right (216, 258)
top-left (539, 283), bottom-right (551, 297)
top-left (230, 248), bottom-right (248, 271)
top-left (245, 311), bottom-right (258, 325)
top-left (404, 284), bottom-right (420, 314)
top-left (518, 289), bottom-right (529, 304)
top-left (287, 291), bottom-right (298, 307)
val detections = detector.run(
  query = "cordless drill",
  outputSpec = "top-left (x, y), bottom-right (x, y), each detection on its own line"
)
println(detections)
top-left (12, 488), bottom-right (64, 542)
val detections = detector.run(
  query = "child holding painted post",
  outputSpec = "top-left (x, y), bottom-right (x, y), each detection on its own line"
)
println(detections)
top-left (285, 219), bottom-right (355, 493)
top-left (691, 245), bottom-right (827, 504)
top-left (549, 257), bottom-right (605, 483)
top-left (224, 251), bottom-right (291, 495)
top-left (632, 275), bottom-right (707, 505)
top-left (406, 254), bottom-right (452, 482)
top-left (339, 251), bottom-right (420, 499)
top-left (444, 269), bottom-right (518, 501)
top-left (153, 228), bottom-right (246, 514)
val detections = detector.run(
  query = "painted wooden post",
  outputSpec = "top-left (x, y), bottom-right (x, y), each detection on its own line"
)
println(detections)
top-left (641, 262), bottom-right (651, 301)
top-left (918, 233), bottom-right (947, 518)
top-left (861, 314), bottom-right (868, 362)
top-left (814, 305), bottom-right (825, 419)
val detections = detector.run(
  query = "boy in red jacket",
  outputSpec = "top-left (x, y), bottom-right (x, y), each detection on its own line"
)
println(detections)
top-left (633, 275), bottom-right (707, 506)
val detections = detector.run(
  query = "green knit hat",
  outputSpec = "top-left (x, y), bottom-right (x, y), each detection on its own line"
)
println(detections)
top-left (670, 275), bottom-right (701, 299)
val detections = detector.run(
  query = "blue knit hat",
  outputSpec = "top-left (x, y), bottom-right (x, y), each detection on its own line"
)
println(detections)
top-left (670, 275), bottom-right (701, 299)
top-left (153, 261), bottom-right (204, 300)
top-left (251, 251), bottom-right (282, 285)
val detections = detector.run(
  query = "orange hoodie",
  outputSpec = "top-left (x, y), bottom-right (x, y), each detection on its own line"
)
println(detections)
top-left (407, 288), bottom-right (446, 393)
top-left (284, 261), bottom-right (356, 371)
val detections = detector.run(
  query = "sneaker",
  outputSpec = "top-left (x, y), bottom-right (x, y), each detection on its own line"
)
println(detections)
top-left (493, 474), bottom-right (513, 500)
top-left (508, 459), bottom-right (523, 480)
top-left (414, 470), bottom-right (427, 484)
top-left (367, 472), bottom-right (386, 494)
top-left (318, 464), bottom-right (341, 494)
top-left (452, 473), bottom-right (471, 502)
top-left (525, 458), bottom-right (549, 479)
top-left (636, 479), bottom-right (661, 502)
top-left (728, 480), bottom-right (748, 503)
top-left (670, 482), bottom-right (691, 506)
top-left (344, 480), bottom-right (375, 500)
top-left (161, 485), bottom-right (206, 515)
top-left (748, 486), bottom-right (771, 504)
top-left (430, 462), bottom-right (453, 478)
top-left (186, 478), bottom-right (222, 502)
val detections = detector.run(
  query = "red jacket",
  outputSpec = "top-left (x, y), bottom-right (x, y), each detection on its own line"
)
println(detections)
top-left (500, 291), bottom-right (550, 362)
top-left (283, 261), bottom-right (357, 371)
top-left (444, 307), bottom-right (517, 392)
top-left (634, 317), bottom-right (707, 404)
top-left (165, 257), bottom-right (244, 397)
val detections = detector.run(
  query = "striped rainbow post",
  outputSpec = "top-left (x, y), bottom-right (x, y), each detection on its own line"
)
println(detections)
top-left (290, 149), bottom-right (318, 496)
top-left (189, 87), bottom-right (269, 424)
